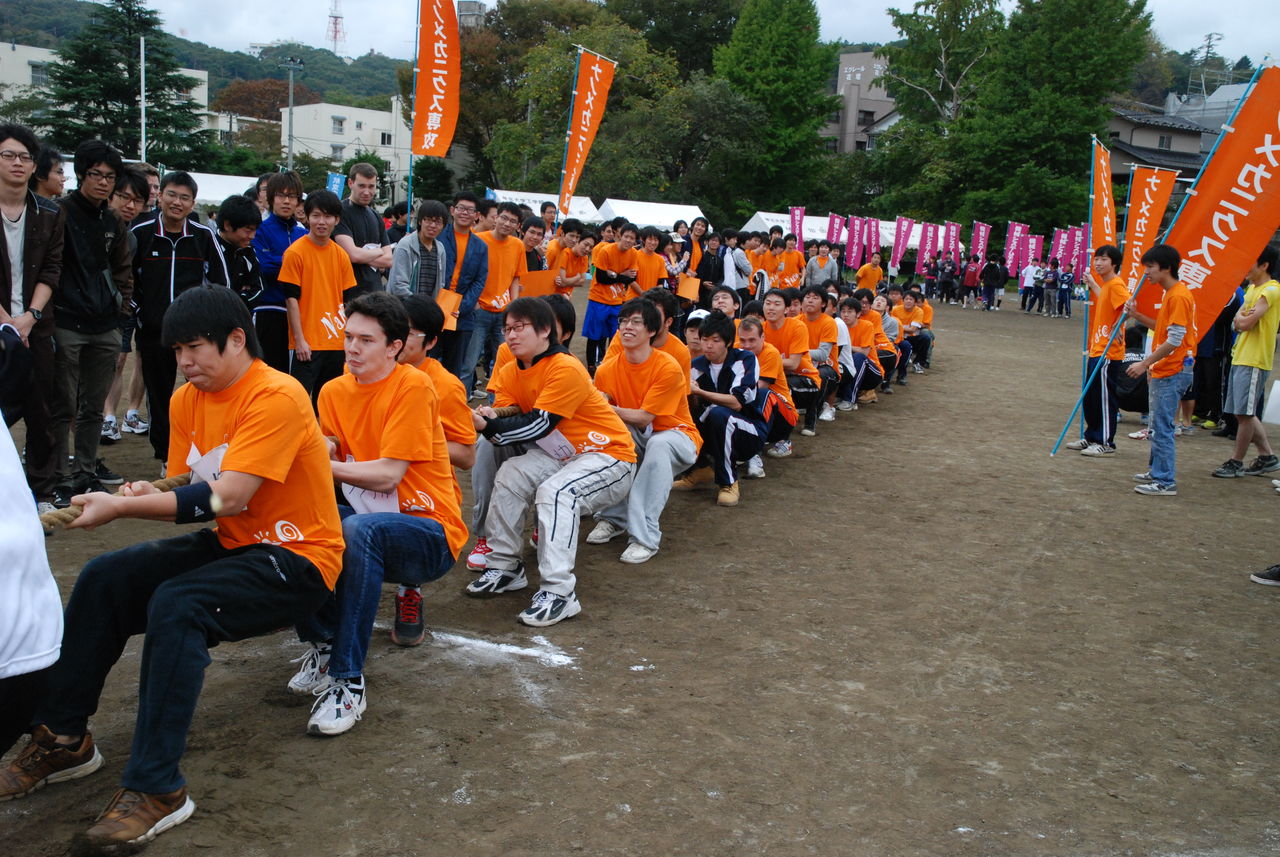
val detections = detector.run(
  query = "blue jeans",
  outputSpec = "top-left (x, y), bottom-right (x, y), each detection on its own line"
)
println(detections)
top-left (461, 308), bottom-right (504, 394)
top-left (1148, 367), bottom-right (1193, 486)
top-left (297, 508), bottom-right (455, 681)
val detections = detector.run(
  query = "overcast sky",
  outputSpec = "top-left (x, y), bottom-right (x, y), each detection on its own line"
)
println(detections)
top-left (149, 0), bottom-right (1271, 69)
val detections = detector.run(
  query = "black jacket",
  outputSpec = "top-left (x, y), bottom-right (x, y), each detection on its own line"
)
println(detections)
top-left (53, 191), bottom-right (133, 335)
top-left (0, 190), bottom-right (63, 335)
top-left (131, 211), bottom-right (230, 338)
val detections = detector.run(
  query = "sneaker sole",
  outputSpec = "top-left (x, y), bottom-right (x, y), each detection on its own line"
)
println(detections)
top-left (585, 526), bottom-right (626, 545)
top-left (391, 628), bottom-right (426, 647)
top-left (121, 426), bottom-right (149, 435)
top-left (2, 745), bottom-right (105, 801)
top-left (1211, 471), bottom-right (1244, 478)
top-left (307, 700), bottom-right (367, 737)
top-left (122, 795), bottom-right (196, 846)
top-left (1246, 466), bottom-right (1280, 476)
top-left (1249, 574), bottom-right (1280, 586)
top-left (465, 556), bottom-right (490, 570)
top-left (518, 598), bottom-right (582, 627)
top-left (464, 576), bottom-right (528, 598)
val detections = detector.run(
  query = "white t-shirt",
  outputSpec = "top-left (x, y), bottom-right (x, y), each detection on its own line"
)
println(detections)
top-left (1020, 264), bottom-right (1039, 290)
top-left (4, 208), bottom-right (25, 319)
top-left (0, 427), bottom-right (62, 679)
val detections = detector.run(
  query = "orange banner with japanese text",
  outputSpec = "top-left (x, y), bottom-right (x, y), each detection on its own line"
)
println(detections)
top-left (1137, 66), bottom-right (1280, 335)
top-left (1090, 138), bottom-right (1117, 251)
top-left (558, 48), bottom-right (616, 216)
top-left (411, 0), bottom-right (460, 157)
top-left (1119, 167), bottom-right (1176, 292)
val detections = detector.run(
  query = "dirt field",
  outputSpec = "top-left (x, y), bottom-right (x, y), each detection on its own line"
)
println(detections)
top-left (5, 297), bottom-right (1279, 857)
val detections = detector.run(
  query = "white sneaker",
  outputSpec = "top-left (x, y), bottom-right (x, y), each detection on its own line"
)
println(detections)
top-left (818, 403), bottom-right (836, 422)
top-left (287, 643), bottom-right (332, 695)
top-left (1080, 443), bottom-right (1114, 457)
top-left (100, 418), bottom-right (121, 443)
top-left (835, 399), bottom-right (855, 411)
top-left (1064, 438), bottom-right (1089, 450)
top-left (586, 519), bottom-right (627, 544)
top-left (765, 440), bottom-right (792, 458)
top-left (517, 589), bottom-right (581, 627)
top-left (746, 455), bottom-right (766, 479)
top-left (1128, 428), bottom-right (1151, 440)
top-left (464, 565), bottom-right (528, 597)
top-left (799, 427), bottom-right (816, 437)
top-left (620, 542), bottom-right (657, 564)
top-left (122, 412), bottom-right (149, 434)
top-left (1132, 471), bottom-right (1153, 482)
top-left (307, 679), bottom-right (366, 736)
top-left (911, 363), bottom-right (925, 374)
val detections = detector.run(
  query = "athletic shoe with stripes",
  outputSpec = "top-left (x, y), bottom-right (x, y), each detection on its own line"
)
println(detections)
top-left (465, 565), bottom-right (528, 598)
top-left (518, 589), bottom-right (581, 627)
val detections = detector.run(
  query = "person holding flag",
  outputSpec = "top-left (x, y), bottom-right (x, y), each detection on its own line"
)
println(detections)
top-left (1067, 244), bottom-right (1128, 457)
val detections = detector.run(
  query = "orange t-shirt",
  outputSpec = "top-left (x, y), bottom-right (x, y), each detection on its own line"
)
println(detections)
top-left (490, 349), bottom-right (636, 462)
top-left (1150, 281), bottom-right (1197, 378)
top-left (449, 228), bottom-right (470, 290)
top-left (594, 348), bottom-right (701, 454)
top-left (920, 300), bottom-right (934, 329)
top-left (856, 263), bottom-right (883, 291)
top-left (754, 342), bottom-right (794, 407)
top-left (689, 240), bottom-right (703, 276)
top-left (892, 305), bottom-right (926, 340)
top-left (485, 342), bottom-right (515, 393)
top-left (591, 243), bottom-right (638, 305)
top-left (764, 317), bottom-right (818, 379)
top-left (1088, 275), bottom-right (1129, 360)
top-left (558, 250), bottom-right (590, 296)
top-left (545, 238), bottom-right (566, 272)
top-left (848, 316), bottom-right (881, 373)
top-left (799, 313), bottom-right (838, 369)
top-left (318, 363), bottom-right (468, 557)
top-left (605, 332), bottom-right (692, 391)
top-left (780, 250), bottom-right (805, 287)
top-left (279, 237), bottom-right (356, 351)
top-left (865, 310), bottom-right (895, 353)
top-left (634, 250), bottom-right (667, 293)
top-left (418, 358), bottom-right (478, 448)
top-left (475, 231), bottom-right (528, 313)
top-left (167, 360), bottom-right (345, 589)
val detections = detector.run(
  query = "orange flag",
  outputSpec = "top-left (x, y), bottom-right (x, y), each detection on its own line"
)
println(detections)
top-left (411, 0), bottom-right (460, 157)
top-left (557, 48), bottom-right (617, 216)
top-left (1089, 137), bottom-right (1117, 251)
top-left (1137, 65), bottom-right (1280, 334)
top-left (1119, 167), bottom-right (1177, 291)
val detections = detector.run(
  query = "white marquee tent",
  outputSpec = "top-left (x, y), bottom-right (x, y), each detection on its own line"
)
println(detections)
top-left (486, 188), bottom-right (600, 223)
top-left (596, 198), bottom-right (708, 230)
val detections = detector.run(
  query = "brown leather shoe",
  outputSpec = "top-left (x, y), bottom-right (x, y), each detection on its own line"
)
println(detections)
top-left (0, 725), bottom-right (103, 800)
top-left (86, 787), bottom-right (195, 846)
top-left (672, 466), bottom-right (714, 491)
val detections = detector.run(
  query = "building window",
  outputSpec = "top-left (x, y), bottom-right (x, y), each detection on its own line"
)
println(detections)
top-left (823, 138), bottom-right (838, 153)
top-left (855, 140), bottom-right (868, 151)
top-left (829, 107), bottom-right (842, 124)
top-left (858, 110), bottom-right (875, 126)
top-left (1158, 134), bottom-right (1172, 150)
top-left (29, 62), bottom-right (48, 87)
top-left (331, 144), bottom-right (346, 159)
top-left (1109, 130), bottom-right (1120, 140)
top-left (380, 132), bottom-right (393, 146)
top-left (332, 116), bottom-right (345, 135)
top-left (355, 120), bottom-right (363, 130)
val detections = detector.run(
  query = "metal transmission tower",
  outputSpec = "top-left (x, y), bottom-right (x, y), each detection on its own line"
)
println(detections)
top-left (326, 0), bottom-right (347, 55)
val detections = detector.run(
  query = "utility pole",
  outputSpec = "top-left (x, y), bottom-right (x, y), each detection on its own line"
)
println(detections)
top-left (279, 56), bottom-right (305, 171)
top-left (139, 36), bottom-right (147, 160)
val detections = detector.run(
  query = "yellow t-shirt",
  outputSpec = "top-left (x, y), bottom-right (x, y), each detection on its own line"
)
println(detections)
top-left (1231, 279), bottom-right (1280, 370)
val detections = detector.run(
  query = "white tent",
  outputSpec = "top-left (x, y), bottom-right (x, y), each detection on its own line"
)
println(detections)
top-left (596, 198), bottom-right (708, 230)
top-left (486, 188), bottom-right (600, 223)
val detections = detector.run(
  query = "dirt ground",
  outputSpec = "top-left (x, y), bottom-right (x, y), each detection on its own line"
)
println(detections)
top-left (4, 295), bottom-right (1279, 857)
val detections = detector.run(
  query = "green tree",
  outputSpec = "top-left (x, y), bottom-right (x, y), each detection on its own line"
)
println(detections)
top-left (409, 157), bottom-right (455, 202)
top-left (291, 153), bottom-right (334, 194)
top-left (1128, 32), bottom-right (1173, 106)
top-left (605, 0), bottom-right (744, 77)
top-left (877, 0), bottom-right (1004, 125)
top-left (949, 0), bottom-right (1149, 231)
top-left (42, 0), bottom-right (201, 159)
top-left (0, 84), bottom-right (46, 127)
top-left (712, 0), bottom-right (839, 210)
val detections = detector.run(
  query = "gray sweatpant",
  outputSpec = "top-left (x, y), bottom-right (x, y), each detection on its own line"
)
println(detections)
top-left (485, 449), bottom-right (634, 595)
top-left (595, 428), bottom-right (697, 550)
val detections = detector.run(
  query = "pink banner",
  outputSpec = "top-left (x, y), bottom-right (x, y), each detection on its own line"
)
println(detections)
top-left (1005, 222), bottom-right (1028, 269)
top-left (1065, 226), bottom-right (1082, 270)
top-left (789, 206), bottom-right (805, 241)
top-left (845, 216), bottom-right (864, 266)
top-left (826, 213), bottom-right (842, 244)
top-left (1029, 234), bottom-right (1045, 266)
top-left (919, 223), bottom-right (939, 268)
top-left (1051, 228), bottom-right (1068, 264)
top-left (943, 221), bottom-right (960, 261)
top-left (971, 221), bottom-right (991, 261)
top-left (1076, 223), bottom-right (1091, 280)
top-left (864, 218), bottom-right (881, 259)
top-left (891, 216), bottom-right (915, 268)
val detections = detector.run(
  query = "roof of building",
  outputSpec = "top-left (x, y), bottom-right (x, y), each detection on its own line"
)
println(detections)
top-left (1109, 139), bottom-right (1205, 175)
top-left (1111, 108), bottom-right (1211, 134)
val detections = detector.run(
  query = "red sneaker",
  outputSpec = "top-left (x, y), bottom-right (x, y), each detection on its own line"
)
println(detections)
top-left (466, 538), bottom-right (491, 570)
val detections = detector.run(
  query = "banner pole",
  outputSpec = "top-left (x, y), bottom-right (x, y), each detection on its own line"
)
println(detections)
top-left (555, 47), bottom-right (585, 214)
top-left (406, 0), bottom-right (423, 205)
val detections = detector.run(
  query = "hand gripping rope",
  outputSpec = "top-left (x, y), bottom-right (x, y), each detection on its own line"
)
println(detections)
top-left (38, 473), bottom-right (193, 536)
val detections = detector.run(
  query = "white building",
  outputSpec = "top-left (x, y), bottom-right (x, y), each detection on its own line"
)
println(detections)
top-left (820, 51), bottom-right (896, 153)
top-left (279, 95), bottom-right (414, 187)
top-left (0, 43), bottom-right (211, 131)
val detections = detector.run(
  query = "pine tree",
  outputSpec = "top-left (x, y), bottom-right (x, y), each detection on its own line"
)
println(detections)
top-left (712, 0), bottom-right (838, 211)
top-left (43, 0), bottom-right (202, 159)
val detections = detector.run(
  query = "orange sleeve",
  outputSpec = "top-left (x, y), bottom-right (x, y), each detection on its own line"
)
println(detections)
top-left (226, 386), bottom-right (310, 483)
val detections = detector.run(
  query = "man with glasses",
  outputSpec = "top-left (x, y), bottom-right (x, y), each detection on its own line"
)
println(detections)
top-left (131, 171), bottom-right (230, 468)
top-left (251, 171), bottom-right (306, 372)
top-left (437, 191), bottom-right (488, 387)
top-left (100, 169), bottom-right (151, 456)
top-left (47, 140), bottom-right (133, 506)
top-left (0, 124), bottom-right (63, 512)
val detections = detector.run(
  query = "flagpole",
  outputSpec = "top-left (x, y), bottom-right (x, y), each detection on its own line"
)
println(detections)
top-left (1051, 65), bottom-right (1266, 455)
top-left (406, 0), bottom-right (422, 206)
top-left (555, 46), bottom-right (585, 215)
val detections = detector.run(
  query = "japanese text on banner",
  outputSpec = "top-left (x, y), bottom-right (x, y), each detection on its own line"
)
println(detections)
top-left (411, 0), bottom-right (460, 157)
top-left (558, 49), bottom-right (617, 215)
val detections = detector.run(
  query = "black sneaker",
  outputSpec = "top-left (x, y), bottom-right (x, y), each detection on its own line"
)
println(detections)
top-left (517, 589), bottom-right (582, 627)
top-left (392, 588), bottom-right (425, 647)
top-left (464, 564), bottom-right (528, 598)
top-left (94, 459), bottom-right (124, 486)
top-left (1211, 427), bottom-right (1235, 439)
top-left (51, 483), bottom-right (76, 510)
top-left (1211, 459), bottom-right (1244, 478)
top-left (1243, 454), bottom-right (1280, 476)
top-left (1249, 565), bottom-right (1280, 586)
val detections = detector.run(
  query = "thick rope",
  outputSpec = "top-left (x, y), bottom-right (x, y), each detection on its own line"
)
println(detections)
top-left (40, 473), bottom-right (193, 535)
